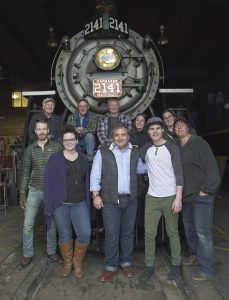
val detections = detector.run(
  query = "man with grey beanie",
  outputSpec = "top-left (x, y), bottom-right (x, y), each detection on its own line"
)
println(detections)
top-left (139, 116), bottom-right (184, 282)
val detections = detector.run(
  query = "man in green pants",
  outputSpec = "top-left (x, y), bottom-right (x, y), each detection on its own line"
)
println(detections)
top-left (139, 117), bottom-right (184, 281)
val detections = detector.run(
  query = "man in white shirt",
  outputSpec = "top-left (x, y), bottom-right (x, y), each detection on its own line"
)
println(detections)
top-left (139, 117), bottom-right (184, 282)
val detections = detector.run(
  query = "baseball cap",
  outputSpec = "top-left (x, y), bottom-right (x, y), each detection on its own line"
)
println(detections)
top-left (146, 116), bottom-right (164, 128)
top-left (42, 97), bottom-right (55, 105)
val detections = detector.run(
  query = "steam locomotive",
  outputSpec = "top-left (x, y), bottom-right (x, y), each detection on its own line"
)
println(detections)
top-left (54, 1), bottom-right (161, 119)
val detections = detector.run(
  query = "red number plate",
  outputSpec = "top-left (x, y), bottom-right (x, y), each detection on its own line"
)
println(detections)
top-left (93, 78), bottom-right (122, 98)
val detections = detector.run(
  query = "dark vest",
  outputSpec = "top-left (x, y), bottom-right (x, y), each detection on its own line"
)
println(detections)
top-left (100, 145), bottom-right (139, 203)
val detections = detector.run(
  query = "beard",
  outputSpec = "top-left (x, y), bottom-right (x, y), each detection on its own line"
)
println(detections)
top-left (37, 134), bottom-right (47, 141)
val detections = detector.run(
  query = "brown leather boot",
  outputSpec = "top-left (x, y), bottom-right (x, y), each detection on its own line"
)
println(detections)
top-left (73, 242), bottom-right (89, 278)
top-left (59, 240), bottom-right (73, 277)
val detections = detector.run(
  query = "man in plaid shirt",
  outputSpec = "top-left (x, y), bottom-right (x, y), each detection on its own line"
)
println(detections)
top-left (67, 99), bottom-right (98, 161)
top-left (97, 98), bottom-right (132, 145)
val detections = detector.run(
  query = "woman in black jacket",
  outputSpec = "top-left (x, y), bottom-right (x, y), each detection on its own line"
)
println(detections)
top-left (129, 114), bottom-right (150, 148)
top-left (130, 114), bottom-right (149, 241)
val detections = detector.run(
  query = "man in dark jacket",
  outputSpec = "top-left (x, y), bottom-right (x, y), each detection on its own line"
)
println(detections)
top-left (90, 125), bottom-right (140, 282)
top-left (174, 117), bottom-right (221, 282)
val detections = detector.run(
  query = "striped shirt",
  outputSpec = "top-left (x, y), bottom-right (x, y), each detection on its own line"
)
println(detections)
top-left (20, 140), bottom-right (61, 194)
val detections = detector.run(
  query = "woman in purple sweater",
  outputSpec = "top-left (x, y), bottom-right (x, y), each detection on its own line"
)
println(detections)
top-left (44, 125), bottom-right (91, 279)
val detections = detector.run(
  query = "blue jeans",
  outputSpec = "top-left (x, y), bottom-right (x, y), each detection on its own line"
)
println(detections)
top-left (102, 197), bottom-right (138, 272)
top-left (53, 201), bottom-right (91, 244)
top-left (182, 194), bottom-right (214, 277)
top-left (23, 187), bottom-right (57, 257)
top-left (77, 133), bottom-right (95, 156)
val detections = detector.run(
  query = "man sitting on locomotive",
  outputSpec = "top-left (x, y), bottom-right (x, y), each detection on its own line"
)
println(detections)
top-left (67, 98), bottom-right (98, 162)
top-left (97, 98), bottom-right (132, 145)
top-left (28, 97), bottom-right (62, 144)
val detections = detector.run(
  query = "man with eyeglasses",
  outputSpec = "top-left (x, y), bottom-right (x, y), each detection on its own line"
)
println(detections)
top-left (19, 119), bottom-right (62, 269)
top-left (139, 116), bottom-right (184, 282)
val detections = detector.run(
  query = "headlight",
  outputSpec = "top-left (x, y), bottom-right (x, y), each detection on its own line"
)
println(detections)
top-left (95, 47), bottom-right (120, 70)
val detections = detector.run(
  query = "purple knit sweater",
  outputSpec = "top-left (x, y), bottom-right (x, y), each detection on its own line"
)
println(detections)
top-left (44, 150), bottom-right (91, 229)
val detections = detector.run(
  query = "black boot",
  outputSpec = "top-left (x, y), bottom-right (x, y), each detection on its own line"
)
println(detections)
top-left (168, 265), bottom-right (181, 280)
top-left (139, 266), bottom-right (154, 282)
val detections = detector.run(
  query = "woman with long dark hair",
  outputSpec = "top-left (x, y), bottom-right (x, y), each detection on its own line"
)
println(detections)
top-left (129, 114), bottom-right (149, 148)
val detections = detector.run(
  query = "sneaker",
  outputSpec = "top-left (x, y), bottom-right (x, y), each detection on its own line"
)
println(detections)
top-left (139, 266), bottom-right (154, 282)
top-left (18, 256), bottom-right (33, 269)
top-left (48, 253), bottom-right (63, 263)
top-left (168, 265), bottom-right (181, 280)
top-left (183, 255), bottom-right (199, 266)
top-left (192, 272), bottom-right (211, 282)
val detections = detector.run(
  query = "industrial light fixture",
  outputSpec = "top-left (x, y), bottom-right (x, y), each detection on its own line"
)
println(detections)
top-left (47, 27), bottom-right (58, 48)
top-left (12, 91), bottom-right (28, 108)
top-left (157, 25), bottom-right (169, 46)
top-left (61, 35), bottom-right (71, 51)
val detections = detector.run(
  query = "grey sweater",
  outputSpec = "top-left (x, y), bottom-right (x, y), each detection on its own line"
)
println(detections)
top-left (179, 135), bottom-right (221, 202)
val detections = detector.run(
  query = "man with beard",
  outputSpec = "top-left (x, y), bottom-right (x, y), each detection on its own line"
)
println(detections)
top-left (19, 120), bottom-right (62, 269)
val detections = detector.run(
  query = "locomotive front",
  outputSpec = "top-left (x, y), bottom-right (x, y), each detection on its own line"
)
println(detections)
top-left (55, 5), bottom-right (160, 119)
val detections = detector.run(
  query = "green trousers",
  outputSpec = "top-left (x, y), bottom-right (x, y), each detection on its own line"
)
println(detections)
top-left (144, 194), bottom-right (181, 266)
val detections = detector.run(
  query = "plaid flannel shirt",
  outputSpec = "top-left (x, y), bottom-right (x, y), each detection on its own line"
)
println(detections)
top-left (67, 111), bottom-right (98, 137)
top-left (97, 113), bottom-right (132, 145)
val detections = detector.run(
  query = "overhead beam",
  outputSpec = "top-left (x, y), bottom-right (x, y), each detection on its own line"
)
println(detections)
top-left (159, 88), bottom-right (194, 93)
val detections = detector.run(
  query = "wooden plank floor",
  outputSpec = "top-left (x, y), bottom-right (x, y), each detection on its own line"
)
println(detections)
top-left (1, 203), bottom-right (228, 300)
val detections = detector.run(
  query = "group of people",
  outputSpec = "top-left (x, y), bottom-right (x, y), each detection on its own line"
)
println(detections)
top-left (19, 97), bottom-right (221, 285)
top-left (28, 97), bottom-right (132, 161)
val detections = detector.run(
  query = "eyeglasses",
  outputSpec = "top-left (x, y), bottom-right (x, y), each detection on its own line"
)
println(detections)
top-left (63, 138), bottom-right (76, 143)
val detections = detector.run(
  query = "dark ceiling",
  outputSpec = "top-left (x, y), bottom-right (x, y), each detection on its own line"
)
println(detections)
top-left (1, 0), bottom-right (229, 91)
